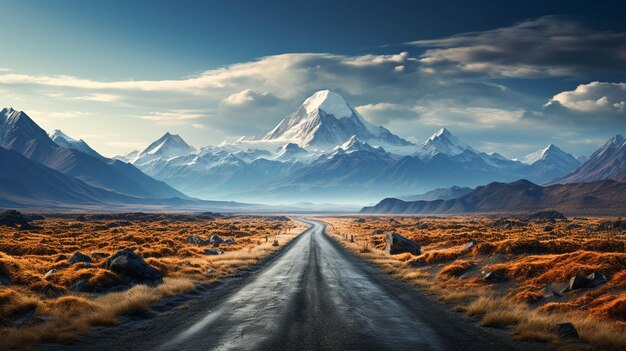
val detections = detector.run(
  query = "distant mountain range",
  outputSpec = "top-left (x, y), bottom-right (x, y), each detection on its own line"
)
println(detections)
top-left (2, 89), bottom-right (625, 209)
top-left (0, 108), bottom-right (256, 211)
top-left (361, 179), bottom-right (626, 216)
top-left (115, 90), bottom-right (602, 203)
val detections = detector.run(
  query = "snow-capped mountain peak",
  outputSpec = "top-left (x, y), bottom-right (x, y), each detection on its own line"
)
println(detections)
top-left (418, 128), bottom-right (476, 158)
top-left (49, 129), bottom-right (104, 159)
top-left (302, 89), bottom-right (353, 118)
top-left (138, 132), bottom-right (195, 159)
top-left (520, 144), bottom-right (579, 166)
top-left (50, 129), bottom-right (77, 143)
top-left (238, 90), bottom-right (412, 151)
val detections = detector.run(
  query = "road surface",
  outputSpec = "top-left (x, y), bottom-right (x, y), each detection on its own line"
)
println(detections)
top-left (48, 218), bottom-right (540, 351)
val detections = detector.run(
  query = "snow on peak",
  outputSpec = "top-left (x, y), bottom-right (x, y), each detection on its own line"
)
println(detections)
top-left (302, 90), bottom-right (353, 118)
top-left (419, 128), bottom-right (475, 157)
top-left (520, 144), bottom-right (577, 165)
top-left (139, 132), bottom-right (195, 158)
top-left (50, 129), bottom-right (77, 143)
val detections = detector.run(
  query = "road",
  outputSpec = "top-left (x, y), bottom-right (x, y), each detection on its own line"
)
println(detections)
top-left (48, 219), bottom-right (540, 351)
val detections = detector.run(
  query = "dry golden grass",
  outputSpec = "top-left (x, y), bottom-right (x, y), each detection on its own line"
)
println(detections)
top-left (0, 214), bottom-right (306, 350)
top-left (320, 215), bottom-right (626, 350)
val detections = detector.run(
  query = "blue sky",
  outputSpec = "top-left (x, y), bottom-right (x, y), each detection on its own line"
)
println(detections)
top-left (1, 0), bottom-right (625, 157)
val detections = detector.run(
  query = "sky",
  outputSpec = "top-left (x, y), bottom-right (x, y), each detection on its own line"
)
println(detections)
top-left (1, 0), bottom-right (625, 158)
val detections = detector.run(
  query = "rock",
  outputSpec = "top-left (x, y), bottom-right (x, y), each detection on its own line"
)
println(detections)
top-left (543, 225), bottom-right (554, 232)
top-left (354, 218), bottom-right (365, 223)
top-left (44, 269), bottom-right (58, 279)
top-left (527, 211), bottom-right (567, 221)
top-left (42, 285), bottom-right (64, 298)
top-left (12, 308), bottom-right (36, 327)
top-left (105, 248), bottom-right (163, 284)
top-left (19, 223), bottom-right (40, 231)
top-left (587, 272), bottom-right (608, 287)
top-left (223, 238), bottom-right (236, 245)
top-left (461, 241), bottom-right (475, 253)
top-left (372, 229), bottom-right (384, 235)
top-left (0, 274), bottom-right (11, 285)
top-left (385, 232), bottom-right (421, 255)
top-left (68, 252), bottom-right (92, 264)
top-left (0, 210), bottom-right (30, 227)
top-left (70, 279), bottom-right (89, 292)
top-left (484, 271), bottom-right (507, 283)
top-left (204, 249), bottom-right (224, 255)
top-left (408, 260), bottom-right (427, 268)
top-left (420, 223), bottom-right (429, 229)
top-left (569, 275), bottom-right (592, 290)
top-left (186, 235), bottom-right (209, 245)
top-left (556, 322), bottom-right (579, 340)
top-left (566, 224), bottom-right (582, 230)
top-left (210, 235), bottom-right (224, 247)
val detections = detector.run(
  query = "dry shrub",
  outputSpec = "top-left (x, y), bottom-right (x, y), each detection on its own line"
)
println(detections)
top-left (438, 260), bottom-right (476, 278)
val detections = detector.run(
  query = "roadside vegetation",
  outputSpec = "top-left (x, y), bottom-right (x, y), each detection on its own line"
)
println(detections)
top-left (321, 215), bottom-right (626, 351)
top-left (0, 212), bottom-right (305, 350)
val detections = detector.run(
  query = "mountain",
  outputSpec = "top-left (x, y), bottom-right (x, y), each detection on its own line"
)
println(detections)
top-left (361, 179), bottom-right (626, 216)
top-left (239, 90), bottom-right (413, 152)
top-left (417, 128), bottom-right (476, 159)
top-left (399, 186), bottom-right (473, 201)
top-left (550, 135), bottom-right (626, 184)
top-left (136, 132), bottom-right (195, 161)
top-left (275, 143), bottom-right (309, 162)
top-left (49, 129), bottom-right (104, 160)
top-left (520, 144), bottom-right (581, 184)
top-left (0, 108), bottom-right (186, 200)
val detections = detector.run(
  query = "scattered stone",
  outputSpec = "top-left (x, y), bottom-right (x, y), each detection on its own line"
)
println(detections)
top-left (105, 248), bottom-right (163, 284)
top-left (12, 308), bottom-right (36, 327)
top-left (186, 235), bottom-right (209, 246)
top-left (385, 232), bottom-right (421, 255)
top-left (527, 211), bottom-right (567, 221)
top-left (210, 235), bottom-right (224, 247)
top-left (568, 275), bottom-right (592, 290)
top-left (354, 218), bottom-right (365, 223)
top-left (70, 279), bottom-right (89, 292)
top-left (223, 238), bottom-right (236, 245)
top-left (543, 225), bottom-right (555, 232)
top-left (556, 322), bottom-right (579, 340)
top-left (596, 219), bottom-right (626, 232)
top-left (484, 271), bottom-right (507, 283)
top-left (44, 269), bottom-right (58, 279)
top-left (461, 241), bottom-right (475, 253)
top-left (204, 249), bottom-right (224, 255)
top-left (68, 252), bottom-right (92, 264)
top-left (587, 271), bottom-right (608, 287)
top-left (419, 223), bottom-right (429, 229)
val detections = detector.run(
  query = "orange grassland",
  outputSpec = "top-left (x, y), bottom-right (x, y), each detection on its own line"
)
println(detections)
top-left (320, 215), bottom-right (626, 351)
top-left (0, 214), bottom-right (306, 350)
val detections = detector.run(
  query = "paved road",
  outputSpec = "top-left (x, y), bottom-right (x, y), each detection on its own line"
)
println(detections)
top-left (49, 219), bottom-right (540, 351)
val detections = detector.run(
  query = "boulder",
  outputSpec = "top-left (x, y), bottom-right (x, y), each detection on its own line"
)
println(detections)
top-left (354, 218), bottom-right (365, 223)
top-left (223, 238), bottom-right (236, 245)
top-left (44, 269), bottom-right (58, 279)
top-left (385, 232), bottom-right (421, 255)
top-left (0, 210), bottom-right (30, 227)
top-left (372, 229), bottom-right (384, 235)
top-left (587, 272), bottom-right (608, 287)
top-left (68, 252), bottom-right (92, 264)
top-left (12, 308), bottom-right (36, 327)
top-left (461, 241), bottom-right (475, 253)
top-left (186, 235), bottom-right (209, 246)
top-left (556, 323), bottom-right (579, 340)
top-left (568, 275), bottom-right (592, 290)
top-left (484, 271), bottom-right (507, 283)
top-left (527, 211), bottom-right (567, 221)
top-left (105, 248), bottom-right (162, 284)
top-left (204, 249), bottom-right (224, 255)
top-left (210, 235), bottom-right (224, 247)
top-left (543, 225), bottom-right (554, 232)
top-left (70, 279), bottom-right (89, 292)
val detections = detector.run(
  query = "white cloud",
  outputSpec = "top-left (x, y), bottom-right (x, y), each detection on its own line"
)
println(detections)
top-left (546, 81), bottom-right (626, 113)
